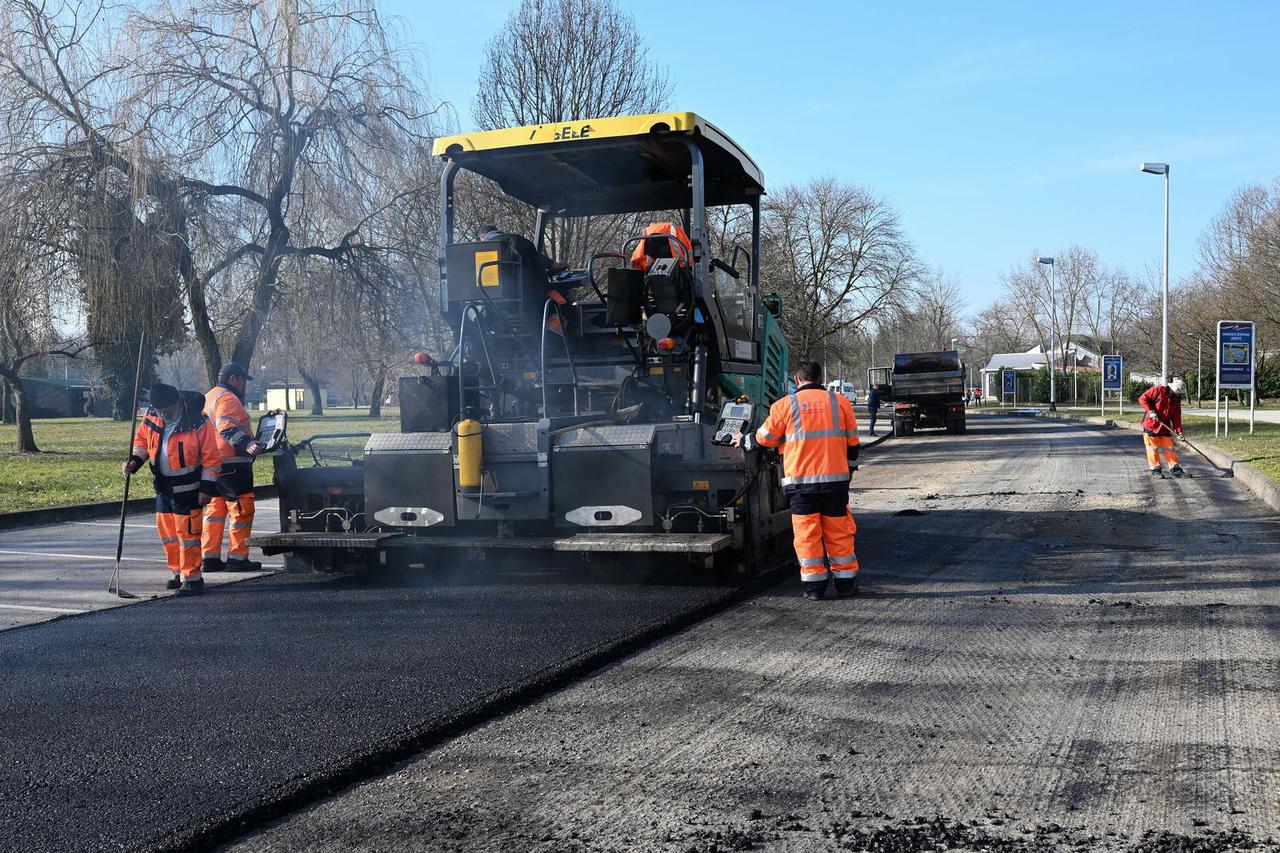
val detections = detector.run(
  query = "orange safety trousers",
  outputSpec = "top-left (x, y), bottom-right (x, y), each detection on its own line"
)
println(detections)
top-left (202, 492), bottom-right (255, 561)
top-left (790, 492), bottom-right (858, 583)
top-left (157, 509), bottom-right (203, 581)
top-left (1143, 434), bottom-right (1178, 470)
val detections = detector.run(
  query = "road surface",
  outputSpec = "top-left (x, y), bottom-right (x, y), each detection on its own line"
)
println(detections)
top-left (0, 500), bottom-right (280, 629)
top-left (235, 416), bottom-right (1280, 852)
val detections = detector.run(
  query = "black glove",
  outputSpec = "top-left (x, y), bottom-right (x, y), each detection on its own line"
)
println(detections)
top-left (848, 444), bottom-right (860, 464)
top-left (122, 456), bottom-right (143, 476)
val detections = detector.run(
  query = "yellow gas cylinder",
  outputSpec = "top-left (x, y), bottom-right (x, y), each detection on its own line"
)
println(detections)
top-left (454, 418), bottom-right (483, 490)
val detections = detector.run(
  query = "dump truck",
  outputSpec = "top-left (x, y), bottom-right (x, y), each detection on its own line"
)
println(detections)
top-left (867, 350), bottom-right (967, 436)
top-left (251, 112), bottom-right (794, 576)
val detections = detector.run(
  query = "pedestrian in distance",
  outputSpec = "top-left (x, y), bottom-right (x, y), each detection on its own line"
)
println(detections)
top-left (1139, 378), bottom-right (1186, 478)
top-left (201, 363), bottom-right (265, 573)
top-left (866, 386), bottom-right (881, 436)
top-left (122, 383), bottom-right (221, 596)
top-left (734, 362), bottom-right (861, 601)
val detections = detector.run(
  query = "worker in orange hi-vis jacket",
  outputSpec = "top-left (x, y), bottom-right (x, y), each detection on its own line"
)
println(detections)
top-left (123, 383), bottom-right (221, 597)
top-left (734, 361), bottom-right (861, 601)
top-left (1139, 378), bottom-right (1186, 478)
top-left (201, 362), bottom-right (265, 573)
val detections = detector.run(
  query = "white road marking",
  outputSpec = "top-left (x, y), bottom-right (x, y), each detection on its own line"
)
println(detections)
top-left (0, 603), bottom-right (88, 614)
top-left (0, 548), bottom-right (164, 563)
top-left (67, 521), bottom-right (155, 529)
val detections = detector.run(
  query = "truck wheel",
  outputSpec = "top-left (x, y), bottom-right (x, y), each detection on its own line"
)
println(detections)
top-left (893, 418), bottom-right (906, 437)
top-left (956, 418), bottom-right (967, 434)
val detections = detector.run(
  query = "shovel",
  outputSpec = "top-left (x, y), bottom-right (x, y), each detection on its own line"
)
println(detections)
top-left (108, 332), bottom-right (145, 599)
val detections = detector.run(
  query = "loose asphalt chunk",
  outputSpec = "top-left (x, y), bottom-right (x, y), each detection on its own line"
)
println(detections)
top-left (0, 571), bottom-right (739, 852)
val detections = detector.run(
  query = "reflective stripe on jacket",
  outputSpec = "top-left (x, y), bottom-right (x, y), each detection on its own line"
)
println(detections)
top-left (1139, 384), bottom-right (1182, 435)
top-left (131, 404), bottom-right (220, 495)
top-left (754, 383), bottom-right (860, 491)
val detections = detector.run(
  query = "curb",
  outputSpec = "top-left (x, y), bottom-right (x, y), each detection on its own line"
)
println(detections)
top-left (994, 410), bottom-right (1280, 514)
top-left (0, 485), bottom-right (279, 532)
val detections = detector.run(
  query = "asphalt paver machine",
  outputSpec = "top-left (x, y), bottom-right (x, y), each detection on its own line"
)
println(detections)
top-left (253, 112), bottom-right (793, 575)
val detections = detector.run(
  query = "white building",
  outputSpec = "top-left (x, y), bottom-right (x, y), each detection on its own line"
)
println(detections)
top-left (979, 341), bottom-right (1104, 400)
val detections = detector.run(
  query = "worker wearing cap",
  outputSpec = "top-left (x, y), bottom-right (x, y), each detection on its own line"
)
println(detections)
top-left (1139, 378), bottom-right (1186, 478)
top-left (123, 383), bottom-right (221, 596)
top-left (201, 363), bottom-right (265, 572)
top-left (734, 361), bottom-right (861, 600)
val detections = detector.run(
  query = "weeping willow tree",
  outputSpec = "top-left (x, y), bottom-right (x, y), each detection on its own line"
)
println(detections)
top-left (73, 181), bottom-right (188, 418)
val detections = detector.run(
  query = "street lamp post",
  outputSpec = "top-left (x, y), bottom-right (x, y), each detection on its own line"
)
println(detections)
top-left (1184, 332), bottom-right (1202, 407)
top-left (1141, 162), bottom-right (1171, 384)
top-left (1037, 256), bottom-right (1057, 411)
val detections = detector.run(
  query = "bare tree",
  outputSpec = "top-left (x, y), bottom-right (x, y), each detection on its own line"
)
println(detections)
top-left (1, 0), bottom-right (442, 386)
top-left (762, 177), bottom-right (921, 362)
top-left (474, 0), bottom-right (670, 131)
top-left (0, 189), bottom-right (84, 451)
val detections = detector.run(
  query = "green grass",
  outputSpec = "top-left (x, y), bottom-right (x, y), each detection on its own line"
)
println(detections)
top-left (0, 410), bottom-right (401, 514)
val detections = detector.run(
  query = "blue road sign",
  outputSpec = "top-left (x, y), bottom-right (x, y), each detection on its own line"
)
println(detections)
top-left (1002, 369), bottom-right (1016, 395)
top-left (1217, 320), bottom-right (1255, 390)
top-left (1102, 355), bottom-right (1123, 392)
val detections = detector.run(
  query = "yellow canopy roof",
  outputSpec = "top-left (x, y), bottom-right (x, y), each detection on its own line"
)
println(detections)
top-left (433, 112), bottom-right (764, 215)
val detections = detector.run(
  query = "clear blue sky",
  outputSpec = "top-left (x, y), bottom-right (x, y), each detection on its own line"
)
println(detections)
top-left (385, 0), bottom-right (1280, 311)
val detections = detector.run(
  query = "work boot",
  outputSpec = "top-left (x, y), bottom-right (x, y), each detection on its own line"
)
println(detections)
top-left (202, 557), bottom-right (225, 573)
top-left (802, 582), bottom-right (826, 601)
top-left (165, 574), bottom-right (182, 590)
top-left (224, 557), bottom-right (263, 572)
top-left (1150, 468), bottom-right (1164, 478)
top-left (834, 577), bottom-right (860, 598)
top-left (174, 578), bottom-right (205, 597)
top-left (1170, 465), bottom-right (1185, 478)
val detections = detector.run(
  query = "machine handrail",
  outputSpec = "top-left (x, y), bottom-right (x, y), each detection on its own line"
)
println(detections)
top-left (456, 303), bottom-right (500, 415)
top-left (621, 233), bottom-right (691, 267)
top-left (540, 298), bottom-right (580, 416)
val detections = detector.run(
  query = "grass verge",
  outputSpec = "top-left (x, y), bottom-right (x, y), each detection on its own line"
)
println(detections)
top-left (0, 410), bottom-right (400, 514)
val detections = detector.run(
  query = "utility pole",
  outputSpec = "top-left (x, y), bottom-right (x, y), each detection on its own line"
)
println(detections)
top-left (1141, 162), bottom-right (1171, 384)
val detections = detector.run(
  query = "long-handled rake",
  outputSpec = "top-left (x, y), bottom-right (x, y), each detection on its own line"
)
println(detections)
top-left (108, 332), bottom-right (145, 599)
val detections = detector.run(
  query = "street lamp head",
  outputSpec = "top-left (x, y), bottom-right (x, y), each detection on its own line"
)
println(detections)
top-left (1037, 256), bottom-right (1054, 265)
top-left (1140, 162), bottom-right (1169, 175)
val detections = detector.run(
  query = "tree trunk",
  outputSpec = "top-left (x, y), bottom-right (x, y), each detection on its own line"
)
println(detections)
top-left (0, 370), bottom-right (39, 452)
top-left (0, 378), bottom-right (11, 425)
top-left (298, 366), bottom-right (324, 416)
top-left (368, 372), bottom-right (385, 418)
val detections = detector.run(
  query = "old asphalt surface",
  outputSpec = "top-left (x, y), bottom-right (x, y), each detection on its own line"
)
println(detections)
top-left (234, 417), bottom-right (1280, 853)
top-left (3, 416), bottom-right (1279, 852)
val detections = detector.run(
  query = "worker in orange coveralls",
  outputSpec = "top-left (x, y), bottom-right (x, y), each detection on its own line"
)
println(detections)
top-left (201, 362), bottom-right (265, 573)
top-left (122, 383), bottom-right (221, 596)
top-left (735, 361), bottom-right (861, 600)
top-left (1139, 378), bottom-right (1186, 478)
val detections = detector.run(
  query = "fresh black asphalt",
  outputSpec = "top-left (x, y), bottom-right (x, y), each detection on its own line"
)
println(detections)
top-left (0, 570), bottom-right (738, 852)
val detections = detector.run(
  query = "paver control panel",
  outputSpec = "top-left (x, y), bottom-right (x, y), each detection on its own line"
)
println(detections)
top-left (712, 400), bottom-right (755, 446)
